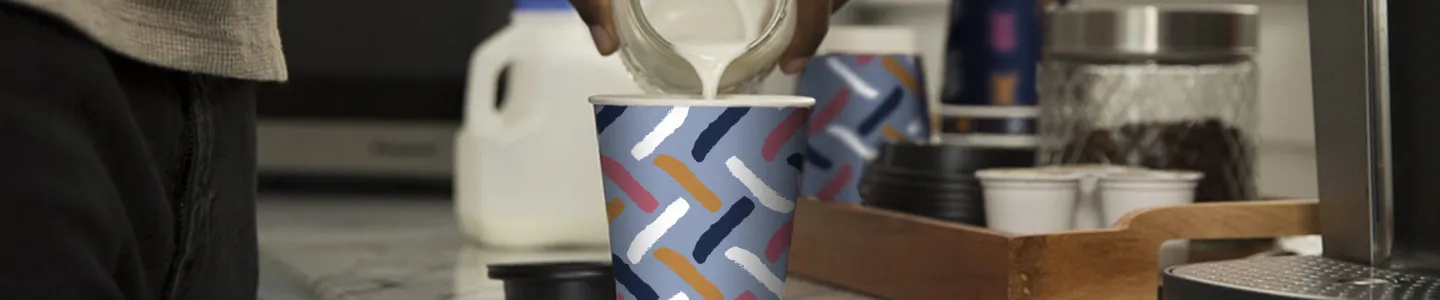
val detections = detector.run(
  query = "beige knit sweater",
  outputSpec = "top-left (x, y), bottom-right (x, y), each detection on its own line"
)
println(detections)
top-left (10, 0), bottom-right (287, 81)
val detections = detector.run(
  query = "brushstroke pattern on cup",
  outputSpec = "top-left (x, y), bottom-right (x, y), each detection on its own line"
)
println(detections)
top-left (594, 96), bottom-right (812, 300)
top-left (797, 54), bottom-right (931, 203)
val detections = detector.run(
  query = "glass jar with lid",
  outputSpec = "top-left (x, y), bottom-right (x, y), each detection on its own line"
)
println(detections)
top-left (612, 0), bottom-right (796, 95)
top-left (1037, 4), bottom-right (1260, 202)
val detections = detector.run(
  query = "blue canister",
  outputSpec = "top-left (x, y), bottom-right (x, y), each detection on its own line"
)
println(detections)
top-left (797, 51), bottom-right (932, 203)
top-left (939, 0), bottom-right (1041, 136)
top-left (941, 0), bottom-right (1041, 107)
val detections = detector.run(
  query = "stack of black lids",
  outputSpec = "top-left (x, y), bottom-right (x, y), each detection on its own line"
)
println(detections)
top-left (488, 261), bottom-right (614, 300)
top-left (860, 142), bottom-right (1036, 226)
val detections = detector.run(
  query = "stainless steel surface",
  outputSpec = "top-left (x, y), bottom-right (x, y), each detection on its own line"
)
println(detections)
top-left (1309, 0), bottom-right (1440, 271)
top-left (1308, 0), bottom-right (1389, 266)
top-left (1167, 0), bottom-right (1440, 297)
top-left (1045, 4), bottom-right (1258, 61)
top-left (257, 120), bottom-right (456, 178)
top-left (1165, 256), bottom-right (1440, 299)
top-left (1369, 0), bottom-right (1395, 269)
top-left (1375, 0), bottom-right (1440, 273)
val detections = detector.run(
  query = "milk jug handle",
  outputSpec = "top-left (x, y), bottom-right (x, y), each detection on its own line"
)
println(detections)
top-left (462, 27), bottom-right (519, 133)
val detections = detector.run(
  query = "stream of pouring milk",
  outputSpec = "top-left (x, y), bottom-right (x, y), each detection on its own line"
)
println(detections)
top-left (671, 43), bottom-right (748, 99)
top-left (642, 0), bottom-right (764, 99)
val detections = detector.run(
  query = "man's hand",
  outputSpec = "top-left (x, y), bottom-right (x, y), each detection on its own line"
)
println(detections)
top-left (569, 0), bottom-right (850, 74)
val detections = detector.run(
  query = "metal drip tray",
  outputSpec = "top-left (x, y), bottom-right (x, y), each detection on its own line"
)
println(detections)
top-left (1163, 256), bottom-right (1440, 299)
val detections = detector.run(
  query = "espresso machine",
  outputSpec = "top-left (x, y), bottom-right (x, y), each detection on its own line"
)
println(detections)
top-left (1162, 0), bottom-right (1440, 298)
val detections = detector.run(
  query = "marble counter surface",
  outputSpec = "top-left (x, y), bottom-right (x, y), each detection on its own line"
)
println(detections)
top-left (256, 194), bottom-right (873, 300)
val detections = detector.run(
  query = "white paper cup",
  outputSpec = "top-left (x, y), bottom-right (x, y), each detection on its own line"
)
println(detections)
top-left (977, 168), bottom-right (1084, 235)
top-left (1099, 170), bottom-right (1204, 226)
top-left (1099, 169), bottom-right (1203, 273)
top-left (1042, 164), bottom-right (1148, 230)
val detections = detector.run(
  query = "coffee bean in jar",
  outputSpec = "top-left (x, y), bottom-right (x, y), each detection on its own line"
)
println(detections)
top-left (1057, 119), bottom-right (1257, 202)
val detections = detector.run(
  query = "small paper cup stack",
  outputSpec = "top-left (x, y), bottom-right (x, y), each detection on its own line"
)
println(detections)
top-left (1041, 164), bottom-right (1147, 230)
top-left (1099, 169), bottom-right (1205, 225)
top-left (976, 168), bottom-right (1085, 235)
top-left (975, 166), bottom-right (1204, 237)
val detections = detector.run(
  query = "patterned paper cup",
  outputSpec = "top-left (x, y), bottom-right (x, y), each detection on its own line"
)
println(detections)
top-left (591, 95), bottom-right (814, 300)
top-left (797, 54), bottom-right (933, 203)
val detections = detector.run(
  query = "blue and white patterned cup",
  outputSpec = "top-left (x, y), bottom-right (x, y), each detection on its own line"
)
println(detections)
top-left (592, 95), bottom-right (814, 300)
top-left (797, 54), bottom-right (932, 203)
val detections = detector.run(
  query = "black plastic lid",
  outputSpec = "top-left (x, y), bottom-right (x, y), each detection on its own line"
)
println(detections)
top-left (488, 261), bottom-right (612, 281)
top-left (872, 142), bottom-right (1036, 175)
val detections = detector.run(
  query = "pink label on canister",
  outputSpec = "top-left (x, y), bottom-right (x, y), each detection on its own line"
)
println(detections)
top-left (990, 12), bottom-right (1016, 53)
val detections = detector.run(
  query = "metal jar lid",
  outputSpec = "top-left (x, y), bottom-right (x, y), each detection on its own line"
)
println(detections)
top-left (1045, 4), bottom-right (1258, 61)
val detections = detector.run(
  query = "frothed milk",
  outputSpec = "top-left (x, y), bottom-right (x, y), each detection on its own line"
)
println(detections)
top-left (641, 0), bottom-right (770, 99)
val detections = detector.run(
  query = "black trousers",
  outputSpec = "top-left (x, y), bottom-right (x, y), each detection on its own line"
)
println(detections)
top-left (0, 4), bottom-right (258, 300)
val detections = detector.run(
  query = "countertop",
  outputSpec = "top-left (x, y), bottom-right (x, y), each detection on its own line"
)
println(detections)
top-left (256, 194), bottom-right (874, 300)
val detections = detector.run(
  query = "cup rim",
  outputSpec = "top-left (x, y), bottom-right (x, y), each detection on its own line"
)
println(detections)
top-left (1099, 169), bottom-right (1205, 183)
top-left (1040, 164), bottom-right (1147, 174)
top-left (590, 95), bottom-right (816, 107)
top-left (976, 168), bottom-right (1086, 181)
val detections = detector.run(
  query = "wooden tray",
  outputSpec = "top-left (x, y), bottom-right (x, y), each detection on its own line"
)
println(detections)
top-left (788, 198), bottom-right (1319, 300)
